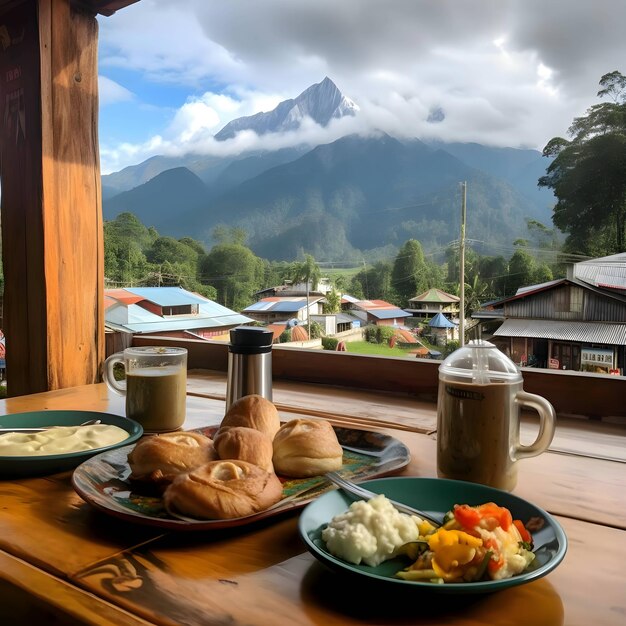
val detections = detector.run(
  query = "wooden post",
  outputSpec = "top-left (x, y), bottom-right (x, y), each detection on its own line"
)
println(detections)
top-left (0, 0), bottom-right (104, 395)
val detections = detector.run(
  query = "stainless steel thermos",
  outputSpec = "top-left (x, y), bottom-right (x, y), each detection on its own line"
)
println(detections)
top-left (225, 326), bottom-right (274, 410)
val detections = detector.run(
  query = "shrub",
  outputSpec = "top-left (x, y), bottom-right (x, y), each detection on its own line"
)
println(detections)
top-left (322, 337), bottom-right (339, 351)
top-left (364, 325), bottom-right (378, 343)
top-left (364, 324), bottom-right (396, 345)
top-left (377, 325), bottom-right (396, 345)
top-left (442, 340), bottom-right (460, 358)
top-left (309, 320), bottom-right (324, 340)
top-left (278, 329), bottom-right (292, 343)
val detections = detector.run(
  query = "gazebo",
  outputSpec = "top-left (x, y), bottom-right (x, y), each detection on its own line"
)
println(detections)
top-left (428, 311), bottom-right (458, 345)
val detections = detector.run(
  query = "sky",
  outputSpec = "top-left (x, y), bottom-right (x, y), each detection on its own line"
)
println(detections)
top-left (97, 0), bottom-right (626, 174)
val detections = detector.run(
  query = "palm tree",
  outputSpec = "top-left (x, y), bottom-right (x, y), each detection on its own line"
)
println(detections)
top-left (290, 254), bottom-right (321, 339)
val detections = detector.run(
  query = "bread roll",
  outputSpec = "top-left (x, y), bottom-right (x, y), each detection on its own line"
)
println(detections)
top-left (219, 394), bottom-right (280, 440)
top-left (214, 426), bottom-right (274, 472)
top-left (163, 460), bottom-right (283, 519)
top-left (127, 431), bottom-right (216, 485)
top-left (272, 419), bottom-right (343, 477)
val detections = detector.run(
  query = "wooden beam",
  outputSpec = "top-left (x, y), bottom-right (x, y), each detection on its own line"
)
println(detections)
top-left (0, 0), bottom-right (104, 395)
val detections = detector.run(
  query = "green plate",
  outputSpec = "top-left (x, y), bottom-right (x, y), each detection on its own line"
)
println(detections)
top-left (72, 425), bottom-right (410, 530)
top-left (0, 410), bottom-right (143, 478)
top-left (299, 476), bottom-right (568, 594)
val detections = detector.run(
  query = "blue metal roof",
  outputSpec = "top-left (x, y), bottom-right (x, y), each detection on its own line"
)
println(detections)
top-left (105, 287), bottom-right (253, 334)
top-left (244, 301), bottom-right (277, 312)
top-left (125, 287), bottom-right (209, 306)
top-left (271, 301), bottom-right (306, 313)
top-left (368, 308), bottom-right (412, 320)
top-left (243, 299), bottom-right (312, 313)
top-left (429, 312), bottom-right (457, 328)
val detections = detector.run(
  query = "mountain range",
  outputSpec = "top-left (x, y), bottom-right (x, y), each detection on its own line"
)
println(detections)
top-left (102, 78), bottom-right (555, 261)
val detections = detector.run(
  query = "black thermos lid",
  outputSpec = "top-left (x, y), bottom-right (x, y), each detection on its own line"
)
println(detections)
top-left (228, 326), bottom-right (274, 354)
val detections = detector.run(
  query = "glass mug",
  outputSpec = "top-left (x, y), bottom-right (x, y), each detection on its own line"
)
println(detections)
top-left (436, 341), bottom-right (556, 491)
top-left (103, 346), bottom-right (187, 432)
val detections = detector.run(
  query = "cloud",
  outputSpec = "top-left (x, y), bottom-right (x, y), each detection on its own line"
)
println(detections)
top-left (98, 0), bottom-right (626, 172)
top-left (98, 76), bottom-right (134, 106)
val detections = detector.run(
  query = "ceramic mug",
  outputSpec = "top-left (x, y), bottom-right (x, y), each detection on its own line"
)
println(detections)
top-left (103, 346), bottom-right (187, 432)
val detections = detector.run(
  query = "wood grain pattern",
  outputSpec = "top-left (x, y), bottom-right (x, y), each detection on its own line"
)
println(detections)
top-left (72, 514), bottom-right (623, 626)
top-left (0, 384), bottom-right (624, 625)
top-left (0, 0), bottom-right (103, 396)
top-left (0, 550), bottom-right (153, 626)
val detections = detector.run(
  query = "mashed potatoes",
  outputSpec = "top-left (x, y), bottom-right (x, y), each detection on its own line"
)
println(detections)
top-left (322, 494), bottom-right (422, 566)
top-left (0, 424), bottom-right (129, 456)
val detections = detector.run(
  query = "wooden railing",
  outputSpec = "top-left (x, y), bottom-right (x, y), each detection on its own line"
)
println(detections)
top-left (131, 335), bottom-right (626, 420)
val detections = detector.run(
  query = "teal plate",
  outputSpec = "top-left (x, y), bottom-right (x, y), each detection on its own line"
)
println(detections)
top-left (299, 476), bottom-right (568, 594)
top-left (0, 410), bottom-right (143, 478)
top-left (71, 425), bottom-right (410, 530)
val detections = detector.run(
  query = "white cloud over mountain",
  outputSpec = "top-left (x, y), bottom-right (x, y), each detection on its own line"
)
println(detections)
top-left (97, 0), bottom-right (626, 173)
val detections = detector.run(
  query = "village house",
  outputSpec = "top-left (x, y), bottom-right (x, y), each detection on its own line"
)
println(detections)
top-left (473, 253), bottom-right (626, 374)
top-left (346, 299), bottom-right (413, 327)
top-left (104, 287), bottom-right (252, 354)
top-left (241, 296), bottom-right (326, 325)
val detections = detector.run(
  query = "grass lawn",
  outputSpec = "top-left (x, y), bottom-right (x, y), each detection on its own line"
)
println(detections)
top-left (344, 341), bottom-right (420, 358)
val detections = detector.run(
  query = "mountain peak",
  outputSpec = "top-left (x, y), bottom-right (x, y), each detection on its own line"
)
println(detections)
top-left (214, 78), bottom-right (358, 141)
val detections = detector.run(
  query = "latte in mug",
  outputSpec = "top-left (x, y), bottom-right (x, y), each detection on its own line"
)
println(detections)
top-left (437, 380), bottom-right (520, 491)
top-left (103, 346), bottom-right (188, 432)
top-left (436, 340), bottom-right (555, 491)
top-left (126, 366), bottom-right (186, 432)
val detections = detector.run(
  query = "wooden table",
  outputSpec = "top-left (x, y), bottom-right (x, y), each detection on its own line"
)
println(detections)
top-left (0, 378), bottom-right (624, 626)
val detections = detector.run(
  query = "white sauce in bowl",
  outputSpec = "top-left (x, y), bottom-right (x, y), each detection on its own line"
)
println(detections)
top-left (0, 424), bottom-right (129, 456)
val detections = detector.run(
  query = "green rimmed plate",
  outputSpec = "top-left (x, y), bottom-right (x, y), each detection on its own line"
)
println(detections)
top-left (71, 425), bottom-right (410, 530)
top-left (0, 410), bottom-right (143, 478)
top-left (299, 476), bottom-right (567, 594)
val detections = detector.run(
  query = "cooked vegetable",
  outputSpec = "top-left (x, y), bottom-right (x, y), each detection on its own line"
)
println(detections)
top-left (394, 502), bottom-right (535, 584)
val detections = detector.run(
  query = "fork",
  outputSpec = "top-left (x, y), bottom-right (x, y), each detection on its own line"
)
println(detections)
top-left (325, 471), bottom-right (442, 527)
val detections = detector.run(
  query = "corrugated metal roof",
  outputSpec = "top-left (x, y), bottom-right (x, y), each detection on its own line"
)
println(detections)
top-left (409, 288), bottom-right (459, 303)
top-left (106, 313), bottom-right (252, 334)
top-left (125, 287), bottom-right (209, 306)
top-left (336, 313), bottom-right (360, 324)
top-left (574, 254), bottom-right (626, 291)
top-left (244, 301), bottom-right (276, 312)
top-left (429, 312), bottom-right (457, 328)
top-left (271, 301), bottom-right (307, 313)
top-left (243, 297), bottom-right (323, 314)
top-left (493, 319), bottom-right (626, 345)
top-left (368, 308), bottom-right (412, 320)
top-left (104, 289), bottom-right (145, 305)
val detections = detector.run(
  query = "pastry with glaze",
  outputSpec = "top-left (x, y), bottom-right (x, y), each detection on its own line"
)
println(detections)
top-left (163, 459), bottom-right (283, 519)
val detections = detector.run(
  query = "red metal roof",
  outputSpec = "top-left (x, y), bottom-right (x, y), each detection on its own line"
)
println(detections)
top-left (105, 289), bottom-right (144, 306)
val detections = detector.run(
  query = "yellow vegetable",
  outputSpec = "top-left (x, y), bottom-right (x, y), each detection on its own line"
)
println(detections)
top-left (427, 529), bottom-right (483, 581)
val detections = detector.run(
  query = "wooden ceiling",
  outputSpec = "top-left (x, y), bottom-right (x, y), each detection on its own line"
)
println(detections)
top-left (0, 0), bottom-right (140, 17)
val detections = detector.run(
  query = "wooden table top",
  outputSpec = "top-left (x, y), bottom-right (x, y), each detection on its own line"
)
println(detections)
top-left (0, 377), bottom-right (624, 626)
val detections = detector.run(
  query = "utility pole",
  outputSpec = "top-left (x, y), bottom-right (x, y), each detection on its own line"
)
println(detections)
top-left (459, 181), bottom-right (467, 346)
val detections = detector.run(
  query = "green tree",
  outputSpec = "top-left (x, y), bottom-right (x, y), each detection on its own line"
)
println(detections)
top-left (323, 287), bottom-right (341, 314)
top-left (391, 239), bottom-right (429, 306)
top-left (539, 71), bottom-right (626, 254)
top-left (507, 248), bottom-right (536, 295)
top-left (351, 260), bottom-right (394, 302)
top-left (146, 237), bottom-right (198, 267)
top-left (201, 243), bottom-right (264, 310)
top-left (212, 225), bottom-right (247, 246)
top-left (289, 254), bottom-right (321, 339)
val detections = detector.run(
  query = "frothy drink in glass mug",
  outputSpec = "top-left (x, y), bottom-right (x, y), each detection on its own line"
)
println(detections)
top-left (437, 380), bottom-right (521, 491)
top-left (103, 347), bottom-right (187, 432)
top-left (126, 366), bottom-right (186, 432)
top-left (436, 341), bottom-right (555, 491)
